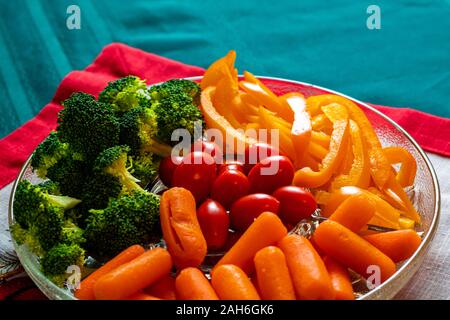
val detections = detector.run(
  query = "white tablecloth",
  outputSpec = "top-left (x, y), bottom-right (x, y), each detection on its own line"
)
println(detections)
top-left (1, 153), bottom-right (449, 299)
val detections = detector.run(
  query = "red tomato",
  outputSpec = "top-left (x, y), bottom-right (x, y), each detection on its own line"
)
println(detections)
top-left (229, 193), bottom-right (280, 231)
top-left (211, 170), bottom-right (250, 210)
top-left (172, 152), bottom-right (217, 203)
top-left (243, 143), bottom-right (280, 173)
top-left (158, 156), bottom-right (183, 187)
top-left (247, 155), bottom-right (294, 194)
top-left (197, 199), bottom-right (229, 250)
top-left (272, 186), bottom-right (317, 224)
top-left (217, 160), bottom-right (245, 175)
top-left (191, 140), bottom-right (223, 163)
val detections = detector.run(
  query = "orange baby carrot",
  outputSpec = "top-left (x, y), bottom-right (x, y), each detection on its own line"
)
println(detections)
top-left (125, 291), bottom-right (161, 300)
top-left (328, 194), bottom-right (375, 232)
top-left (94, 247), bottom-right (172, 300)
top-left (175, 268), bottom-right (219, 300)
top-left (313, 220), bottom-right (396, 283)
top-left (75, 244), bottom-right (145, 300)
top-left (211, 265), bottom-right (260, 300)
top-left (254, 246), bottom-right (296, 300)
top-left (363, 229), bottom-right (421, 263)
top-left (323, 256), bottom-right (354, 300)
top-left (215, 212), bottom-right (287, 274)
top-left (144, 274), bottom-right (177, 300)
top-left (160, 188), bottom-right (207, 269)
top-left (278, 234), bottom-right (334, 300)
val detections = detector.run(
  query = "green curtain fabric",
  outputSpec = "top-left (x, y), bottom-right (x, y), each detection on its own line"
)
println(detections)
top-left (0, 0), bottom-right (449, 138)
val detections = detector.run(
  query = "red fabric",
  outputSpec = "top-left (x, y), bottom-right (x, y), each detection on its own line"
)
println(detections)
top-left (0, 42), bottom-right (448, 190)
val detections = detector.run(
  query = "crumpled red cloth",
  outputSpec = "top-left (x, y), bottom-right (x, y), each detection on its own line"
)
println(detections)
top-left (0, 43), bottom-right (448, 190)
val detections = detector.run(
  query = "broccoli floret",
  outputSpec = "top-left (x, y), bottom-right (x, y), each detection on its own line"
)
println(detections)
top-left (46, 156), bottom-right (86, 198)
top-left (57, 92), bottom-right (120, 163)
top-left (93, 145), bottom-right (143, 194)
top-left (149, 80), bottom-right (204, 145)
top-left (150, 79), bottom-right (201, 103)
top-left (85, 190), bottom-right (160, 258)
top-left (120, 107), bottom-right (172, 157)
top-left (37, 180), bottom-right (60, 195)
top-left (13, 180), bottom-right (81, 229)
top-left (98, 76), bottom-right (151, 114)
top-left (128, 153), bottom-right (160, 187)
top-left (31, 132), bottom-right (70, 178)
top-left (41, 243), bottom-right (85, 286)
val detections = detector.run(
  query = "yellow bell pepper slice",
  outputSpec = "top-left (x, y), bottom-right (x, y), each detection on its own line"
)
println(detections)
top-left (311, 131), bottom-right (330, 149)
top-left (213, 77), bottom-right (242, 129)
top-left (383, 146), bottom-right (417, 187)
top-left (281, 92), bottom-right (312, 164)
top-left (293, 103), bottom-right (349, 188)
top-left (200, 87), bottom-right (258, 152)
top-left (201, 50), bottom-right (237, 90)
top-left (383, 174), bottom-right (421, 223)
top-left (330, 120), bottom-right (371, 190)
top-left (306, 95), bottom-right (391, 189)
top-left (311, 113), bottom-right (333, 134)
top-left (239, 71), bottom-right (294, 122)
top-left (321, 186), bottom-right (400, 230)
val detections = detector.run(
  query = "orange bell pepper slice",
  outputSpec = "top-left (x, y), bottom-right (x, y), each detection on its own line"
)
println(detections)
top-left (330, 120), bottom-right (370, 190)
top-left (383, 174), bottom-right (421, 223)
top-left (201, 50), bottom-right (237, 89)
top-left (311, 131), bottom-right (331, 148)
top-left (239, 71), bottom-right (294, 122)
top-left (306, 95), bottom-right (391, 189)
top-left (258, 106), bottom-right (297, 163)
top-left (383, 146), bottom-right (417, 187)
top-left (200, 87), bottom-right (258, 153)
top-left (281, 92), bottom-right (312, 164)
top-left (293, 104), bottom-right (349, 188)
top-left (311, 113), bottom-right (333, 134)
top-left (213, 76), bottom-right (242, 129)
top-left (321, 186), bottom-right (400, 230)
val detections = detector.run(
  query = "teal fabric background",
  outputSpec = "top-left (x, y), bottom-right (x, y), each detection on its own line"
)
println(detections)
top-left (0, 0), bottom-right (449, 139)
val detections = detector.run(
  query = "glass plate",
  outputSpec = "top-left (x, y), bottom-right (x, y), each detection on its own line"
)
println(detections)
top-left (8, 76), bottom-right (440, 300)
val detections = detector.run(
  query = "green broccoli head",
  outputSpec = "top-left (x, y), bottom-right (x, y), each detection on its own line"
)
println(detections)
top-left (150, 79), bottom-right (201, 103)
top-left (57, 92), bottom-right (120, 163)
top-left (120, 106), bottom-right (172, 157)
top-left (41, 243), bottom-right (85, 286)
top-left (98, 76), bottom-right (150, 114)
top-left (31, 132), bottom-right (70, 178)
top-left (80, 172), bottom-right (122, 213)
top-left (128, 153), bottom-right (160, 187)
top-left (85, 190), bottom-right (161, 258)
top-left (149, 80), bottom-right (204, 145)
top-left (46, 157), bottom-right (87, 198)
top-left (93, 145), bottom-right (143, 194)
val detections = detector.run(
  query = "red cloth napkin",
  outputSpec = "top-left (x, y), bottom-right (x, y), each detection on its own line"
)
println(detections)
top-left (0, 43), bottom-right (449, 190)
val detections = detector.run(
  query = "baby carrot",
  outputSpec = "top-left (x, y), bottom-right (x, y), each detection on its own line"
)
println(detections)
top-left (323, 256), bottom-right (354, 300)
top-left (125, 291), bottom-right (161, 300)
top-left (144, 274), bottom-right (177, 300)
top-left (75, 244), bottom-right (145, 300)
top-left (160, 187), bottom-right (207, 269)
top-left (175, 268), bottom-right (219, 300)
top-left (94, 247), bottom-right (172, 300)
top-left (278, 234), bottom-right (334, 300)
top-left (214, 212), bottom-right (287, 274)
top-left (313, 220), bottom-right (396, 283)
top-left (363, 229), bottom-right (421, 263)
top-left (254, 246), bottom-right (296, 300)
top-left (329, 194), bottom-right (375, 232)
top-left (211, 265), bottom-right (260, 300)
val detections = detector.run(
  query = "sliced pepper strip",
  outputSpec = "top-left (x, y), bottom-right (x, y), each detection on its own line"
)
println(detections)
top-left (293, 104), bottom-right (349, 188)
top-left (383, 174), bottom-right (421, 223)
top-left (383, 146), bottom-right (417, 187)
top-left (240, 71), bottom-right (294, 122)
top-left (330, 120), bottom-right (370, 190)
top-left (281, 92), bottom-right (312, 163)
top-left (201, 50), bottom-right (236, 90)
top-left (306, 95), bottom-right (391, 189)
top-left (321, 186), bottom-right (400, 230)
top-left (213, 77), bottom-right (242, 129)
top-left (311, 114), bottom-right (333, 134)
